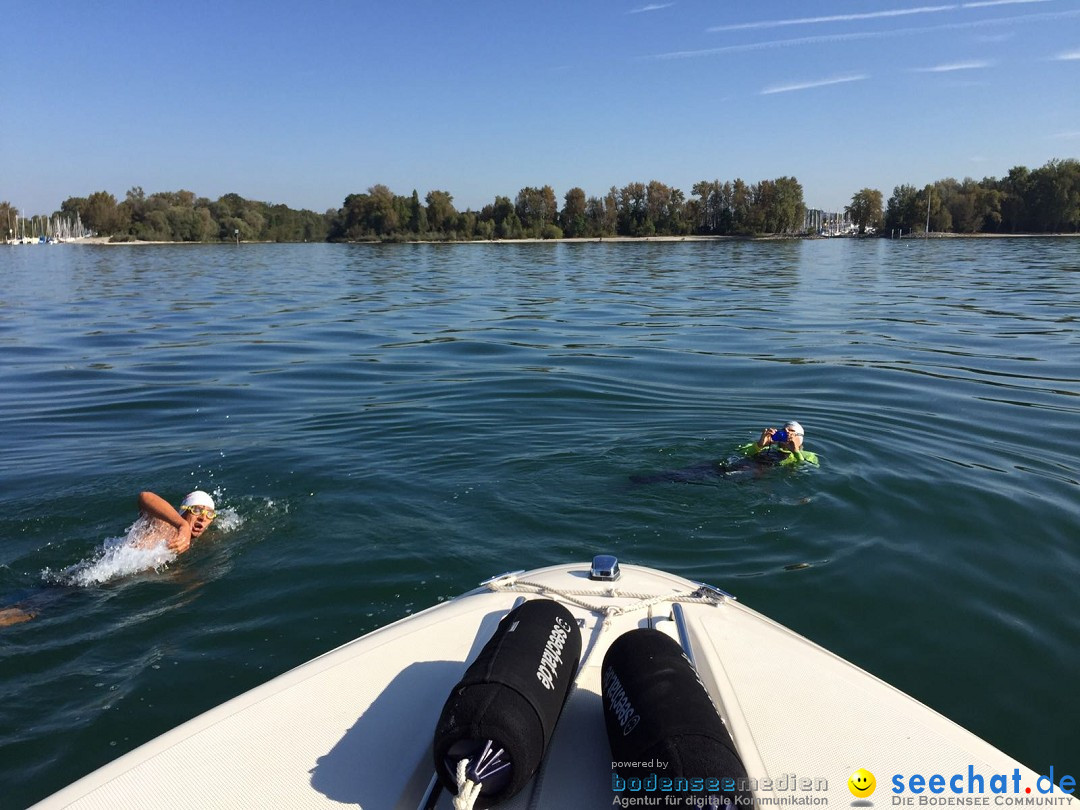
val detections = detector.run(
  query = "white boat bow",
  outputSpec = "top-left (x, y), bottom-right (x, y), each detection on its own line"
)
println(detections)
top-left (33, 557), bottom-right (1077, 810)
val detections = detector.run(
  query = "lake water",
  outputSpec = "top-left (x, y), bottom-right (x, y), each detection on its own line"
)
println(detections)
top-left (1, 238), bottom-right (1078, 807)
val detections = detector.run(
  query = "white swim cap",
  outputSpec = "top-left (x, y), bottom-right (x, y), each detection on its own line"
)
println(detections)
top-left (784, 421), bottom-right (805, 437)
top-left (181, 491), bottom-right (216, 511)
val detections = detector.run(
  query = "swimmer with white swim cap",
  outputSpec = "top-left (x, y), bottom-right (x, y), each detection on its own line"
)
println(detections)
top-left (0, 490), bottom-right (219, 628)
top-left (628, 420), bottom-right (815, 485)
top-left (136, 490), bottom-right (217, 555)
top-left (756, 420), bottom-right (805, 454)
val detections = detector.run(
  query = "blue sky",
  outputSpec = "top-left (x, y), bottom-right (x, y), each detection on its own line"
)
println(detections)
top-left (2, 0), bottom-right (1078, 216)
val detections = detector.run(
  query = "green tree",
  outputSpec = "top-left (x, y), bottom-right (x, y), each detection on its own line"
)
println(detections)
top-left (0, 201), bottom-right (17, 240)
top-left (646, 181), bottom-right (688, 235)
top-left (584, 194), bottom-right (615, 237)
top-left (367, 184), bottom-right (400, 236)
top-left (920, 184), bottom-right (952, 233)
top-left (616, 182), bottom-right (650, 236)
top-left (692, 180), bottom-right (730, 234)
top-left (78, 191), bottom-right (128, 235)
top-left (731, 179), bottom-right (753, 235)
top-left (426, 190), bottom-right (457, 235)
top-left (330, 190), bottom-right (387, 240)
top-left (1028, 159), bottom-right (1080, 232)
top-left (561, 187), bottom-right (587, 237)
top-left (845, 188), bottom-right (884, 234)
top-left (999, 166), bottom-right (1031, 232)
top-left (474, 218), bottom-right (495, 240)
top-left (120, 187), bottom-right (147, 227)
top-left (409, 190), bottom-right (428, 235)
top-left (937, 178), bottom-right (995, 234)
top-left (240, 205), bottom-right (266, 239)
top-left (884, 184), bottom-right (921, 233)
top-left (59, 196), bottom-right (89, 223)
top-left (515, 186), bottom-right (558, 237)
top-left (767, 176), bottom-right (806, 234)
top-left (486, 196), bottom-right (521, 239)
top-left (601, 188), bottom-right (619, 236)
top-left (975, 182), bottom-right (1003, 233)
top-left (456, 210), bottom-right (478, 240)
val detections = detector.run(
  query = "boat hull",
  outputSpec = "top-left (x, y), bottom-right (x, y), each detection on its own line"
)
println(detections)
top-left (32, 561), bottom-right (1075, 809)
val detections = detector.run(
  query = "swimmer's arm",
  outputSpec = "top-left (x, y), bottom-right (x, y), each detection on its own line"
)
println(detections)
top-left (757, 428), bottom-right (777, 450)
top-left (137, 492), bottom-right (192, 554)
top-left (138, 491), bottom-right (185, 527)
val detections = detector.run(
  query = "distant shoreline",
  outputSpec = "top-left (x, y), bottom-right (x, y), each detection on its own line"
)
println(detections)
top-left (13, 232), bottom-right (1079, 247)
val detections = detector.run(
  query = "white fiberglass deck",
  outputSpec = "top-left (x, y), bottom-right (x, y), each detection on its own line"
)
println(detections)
top-left (33, 562), bottom-right (1075, 810)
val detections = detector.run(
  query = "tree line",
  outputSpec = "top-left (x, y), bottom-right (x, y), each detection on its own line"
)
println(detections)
top-left (3, 157), bottom-right (1076, 244)
top-left (845, 158), bottom-right (1080, 235)
top-left (4, 176), bottom-right (809, 243)
top-left (49, 188), bottom-right (331, 243)
top-left (316, 176), bottom-right (807, 241)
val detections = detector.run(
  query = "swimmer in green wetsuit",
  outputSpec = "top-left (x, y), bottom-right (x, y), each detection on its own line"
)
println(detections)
top-left (630, 420), bottom-right (817, 485)
top-left (740, 420), bottom-right (817, 467)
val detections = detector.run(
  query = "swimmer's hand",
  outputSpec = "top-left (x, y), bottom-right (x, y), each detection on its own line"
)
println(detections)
top-left (758, 427), bottom-right (777, 448)
top-left (167, 522), bottom-right (192, 555)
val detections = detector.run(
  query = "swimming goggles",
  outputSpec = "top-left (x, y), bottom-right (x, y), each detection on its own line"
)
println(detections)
top-left (182, 505), bottom-right (217, 519)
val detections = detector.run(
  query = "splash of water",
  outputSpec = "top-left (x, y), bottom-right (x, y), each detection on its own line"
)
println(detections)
top-left (43, 518), bottom-right (177, 587)
top-left (39, 495), bottom-right (254, 587)
top-left (212, 506), bottom-right (244, 532)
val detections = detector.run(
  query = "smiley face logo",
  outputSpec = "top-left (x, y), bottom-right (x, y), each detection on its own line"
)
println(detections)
top-left (848, 769), bottom-right (876, 799)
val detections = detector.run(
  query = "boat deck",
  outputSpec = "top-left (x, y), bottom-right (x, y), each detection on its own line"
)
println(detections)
top-left (33, 562), bottom-right (1075, 809)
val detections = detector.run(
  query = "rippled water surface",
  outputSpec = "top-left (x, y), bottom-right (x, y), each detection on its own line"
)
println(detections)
top-left (2, 239), bottom-right (1078, 807)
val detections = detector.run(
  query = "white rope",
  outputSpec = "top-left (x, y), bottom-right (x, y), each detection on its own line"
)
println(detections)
top-left (486, 578), bottom-right (725, 618)
top-left (453, 758), bottom-right (483, 810)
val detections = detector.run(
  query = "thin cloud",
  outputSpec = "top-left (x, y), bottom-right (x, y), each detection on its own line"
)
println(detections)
top-left (707, 0), bottom-right (1050, 33)
top-left (912, 59), bottom-right (995, 71)
top-left (649, 9), bottom-right (1080, 60)
top-left (961, 0), bottom-right (1048, 7)
top-left (654, 31), bottom-right (911, 60)
top-left (761, 74), bottom-right (869, 94)
top-left (1049, 131), bottom-right (1080, 139)
top-left (1055, 49), bottom-right (1080, 60)
top-left (629, 3), bottom-right (674, 13)
top-left (709, 6), bottom-right (956, 33)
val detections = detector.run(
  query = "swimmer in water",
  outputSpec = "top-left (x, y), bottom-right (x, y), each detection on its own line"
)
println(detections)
top-left (0, 490), bottom-right (217, 628)
top-left (135, 490), bottom-right (217, 555)
top-left (752, 420), bottom-right (805, 461)
top-left (629, 420), bottom-right (816, 485)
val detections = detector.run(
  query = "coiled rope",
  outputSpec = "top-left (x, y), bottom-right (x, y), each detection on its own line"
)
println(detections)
top-left (453, 758), bottom-right (483, 810)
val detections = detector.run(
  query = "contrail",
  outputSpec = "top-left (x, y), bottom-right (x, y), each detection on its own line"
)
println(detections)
top-left (761, 75), bottom-right (869, 94)
top-left (961, 0), bottom-right (1049, 8)
top-left (708, 5), bottom-right (957, 32)
top-left (707, 0), bottom-right (1050, 33)
top-left (912, 59), bottom-right (995, 71)
top-left (650, 8), bottom-right (1080, 60)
